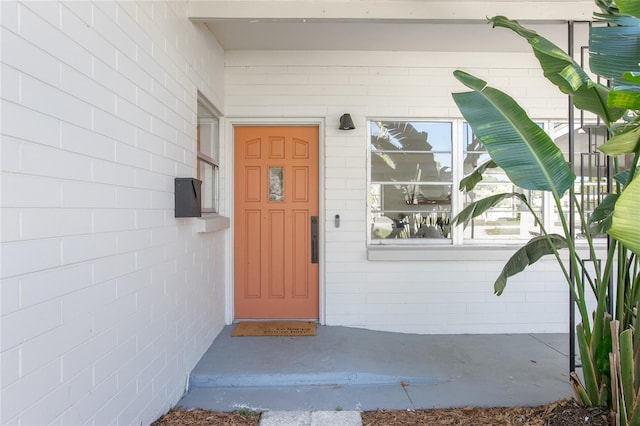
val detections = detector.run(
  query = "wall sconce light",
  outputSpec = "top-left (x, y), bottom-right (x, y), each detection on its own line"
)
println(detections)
top-left (339, 113), bottom-right (355, 130)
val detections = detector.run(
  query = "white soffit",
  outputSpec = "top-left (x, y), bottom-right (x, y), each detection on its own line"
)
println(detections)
top-left (189, 1), bottom-right (596, 51)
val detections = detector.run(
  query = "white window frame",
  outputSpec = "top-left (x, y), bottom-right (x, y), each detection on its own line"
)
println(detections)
top-left (367, 118), bottom-right (604, 248)
top-left (197, 95), bottom-right (221, 214)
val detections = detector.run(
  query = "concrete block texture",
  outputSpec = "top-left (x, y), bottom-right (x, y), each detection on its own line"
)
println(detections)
top-left (2, 1), bottom-right (592, 424)
top-left (1, 0), bottom-right (226, 425)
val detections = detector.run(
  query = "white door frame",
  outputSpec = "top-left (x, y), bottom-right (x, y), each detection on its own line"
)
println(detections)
top-left (223, 117), bottom-right (326, 325)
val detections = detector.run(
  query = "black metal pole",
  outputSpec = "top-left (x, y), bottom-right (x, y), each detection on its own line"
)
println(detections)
top-left (568, 20), bottom-right (577, 374)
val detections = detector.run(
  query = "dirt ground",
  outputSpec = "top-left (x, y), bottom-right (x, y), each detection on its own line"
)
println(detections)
top-left (152, 399), bottom-right (611, 425)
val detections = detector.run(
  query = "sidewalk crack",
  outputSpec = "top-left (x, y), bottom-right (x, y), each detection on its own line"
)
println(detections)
top-left (401, 382), bottom-right (416, 410)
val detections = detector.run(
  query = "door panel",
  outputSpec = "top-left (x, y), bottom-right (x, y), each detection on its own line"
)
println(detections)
top-left (234, 126), bottom-right (319, 319)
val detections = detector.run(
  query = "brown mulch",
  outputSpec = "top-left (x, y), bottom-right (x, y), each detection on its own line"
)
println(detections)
top-left (152, 409), bottom-right (260, 426)
top-left (152, 399), bottom-right (611, 425)
top-left (362, 399), bottom-right (611, 425)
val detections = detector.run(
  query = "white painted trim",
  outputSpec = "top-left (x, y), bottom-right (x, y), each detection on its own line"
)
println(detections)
top-left (222, 116), bottom-right (234, 325)
top-left (368, 245), bottom-right (522, 261)
top-left (367, 240), bottom-right (608, 261)
top-left (224, 117), bottom-right (327, 325)
top-left (195, 214), bottom-right (230, 233)
top-left (366, 118), bottom-right (466, 246)
top-left (189, 1), bottom-right (595, 22)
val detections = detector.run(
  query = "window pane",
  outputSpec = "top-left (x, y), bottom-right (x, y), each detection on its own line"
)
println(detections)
top-left (370, 183), bottom-right (452, 241)
top-left (371, 153), bottom-right (452, 182)
top-left (371, 121), bottom-right (452, 152)
top-left (462, 125), bottom-right (508, 177)
top-left (371, 210), bottom-right (452, 240)
top-left (461, 122), bottom-right (545, 242)
top-left (370, 121), bottom-right (453, 243)
top-left (552, 122), bottom-right (608, 238)
top-left (368, 119), bottom-right (572, 245)
top-left (197, 97), bottom-right (220, 215)
top-left (199, 160), bottom-right (217, 212)
top-left (198, 118), bottom-right (219, 161)
top-left (553, 122), bottom-right (607, 164)
top-left (372, 183), bottom-right (452, 209)
top-left (462, 183), bottom-right (543, 241)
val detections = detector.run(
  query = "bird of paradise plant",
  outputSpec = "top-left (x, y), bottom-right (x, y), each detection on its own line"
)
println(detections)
top-left (450, 2), bottom-right (640, 424)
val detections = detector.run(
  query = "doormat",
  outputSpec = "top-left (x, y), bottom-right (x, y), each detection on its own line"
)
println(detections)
top-left (231, 321), bottom-right (317, 337)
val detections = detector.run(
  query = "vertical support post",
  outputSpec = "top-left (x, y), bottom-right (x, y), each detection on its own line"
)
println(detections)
top-left (568, 20), bottom-right (577, 374)
top-left (603, 30), bottom-right (615, 317)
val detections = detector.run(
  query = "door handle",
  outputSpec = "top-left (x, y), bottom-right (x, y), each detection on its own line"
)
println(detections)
top-left (311, 216), bottom-right (319, 264)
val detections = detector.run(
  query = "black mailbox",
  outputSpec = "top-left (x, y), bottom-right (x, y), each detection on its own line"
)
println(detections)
top-left (175, 178), bottom-right (202, 217)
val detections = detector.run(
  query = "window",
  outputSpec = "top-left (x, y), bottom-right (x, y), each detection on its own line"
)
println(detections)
top-left (459, 123), bottom-right (543, 243)
top-left (370, 121), bottom-right (453, 242)
top-left (197, 97), bottom-right (220, 214)
top-left (368, 120), bottom-right (604, 246)
top-left (551, 123), bottom-right (609, 237)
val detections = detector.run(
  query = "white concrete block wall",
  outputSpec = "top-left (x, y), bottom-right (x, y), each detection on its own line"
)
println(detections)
top-left (224, 32), bottom-right (578, 335)
top-left (1, 1), bottom-right (226, 424)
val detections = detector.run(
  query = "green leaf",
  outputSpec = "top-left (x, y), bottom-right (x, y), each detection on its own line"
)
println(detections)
top-left (494, 234), bottom-right (568, 295)
top-left (589, 193), bottom-right (618, 233)
top-left (598, 125), bottom-right (640, 155)
top-left (622, 71), bottom-right (640, 84)
top-left (618, 329), bottom-right (636, 420)
top-left (573, 84), bottom-right (625, 126)
top-left (608, 88), bottom-right (640, 110)
top-left (489, 16), bottom-right (625, 125)
top-left (576, 322), bottom-right (602, 405)
top-left (590, 13), bottom-right (640, 87)
top-left (452, 193), bottom-right (527, 228)
top-left (594, 334), bottom-right (612, 377)
top-left (617, 0), bottom-right (640, 18)
top-left (614, 169), bottom-right (633, 185)
top-left (570, 371), bottom-right (593, 406)
top-left (608, 177), bottom-right (640, 255)
top-left (459, 159), bottom-right (498, 192)
top-left (452, 71), bottom-right (576, 197)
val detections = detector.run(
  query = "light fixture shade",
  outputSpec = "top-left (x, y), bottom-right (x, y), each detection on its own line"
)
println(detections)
top-left (339, 113), bottom-right (355, 130)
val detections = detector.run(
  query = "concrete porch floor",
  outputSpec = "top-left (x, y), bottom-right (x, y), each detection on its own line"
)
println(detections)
top-left (177, 325), bottom-right (575, 412)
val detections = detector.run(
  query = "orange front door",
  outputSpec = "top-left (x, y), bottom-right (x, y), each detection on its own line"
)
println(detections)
top-left (234, 126), bottom-right (319, 319)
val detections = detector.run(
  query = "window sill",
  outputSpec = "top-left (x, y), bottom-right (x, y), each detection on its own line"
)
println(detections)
top-left (367, 240), bottom-right (606, 262)
top-left (196, 214), bottom-right (230, 233)
top-left (367, 245), bottom-right (520, 261)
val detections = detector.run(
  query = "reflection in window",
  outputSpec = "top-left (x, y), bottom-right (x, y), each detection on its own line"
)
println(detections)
top-left (370, 121), bottom-right (453, 241)
top-left (460, 124), bottom-right (543, 241)
top-left (552, 123), bottom-right (609, 238)
top-left (197, 96), bottom-right (220, 214)
top-left (368, 120), bottom-right (570, 245)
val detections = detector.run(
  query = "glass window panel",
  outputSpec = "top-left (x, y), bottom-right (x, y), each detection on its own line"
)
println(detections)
top-left (550, 122), bottom-right (608, 238)
top-left (459, 122), bottom-right (546, 242)
top-left (370, 120), bottom-right (454, 243)
top-left (371, 153), bottom-right (452, 182)
top-left (371, 121), bottom-right (452, 152)
top-left (460, 210), bottom-right (540, 241)
top-left (269, 167), bottom-right (284, 201)
top-left (199, 160), bottom-right (217, 212)
top-left (368, 119), bottom-right (577, 245)
top-left (370, 182), bottom-right (452, 241)
top-left (463, 152), bottom-right (491, 175)
top-left (371, 183), bottom-right (452, 211)
top-left (371, 210), bottom-right (452, 241)
top-left (552, 122), bottom-right (607, 167)
top-left (462, 182), bottom-right (543, 241)
top-left (197, 97), bottom-right (220, 215)
top-left (198, 118), bottom-right (219, 161)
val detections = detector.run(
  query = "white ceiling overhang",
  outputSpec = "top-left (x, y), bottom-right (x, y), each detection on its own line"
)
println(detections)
top-left (188, 1), bottom-right (597, 51)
